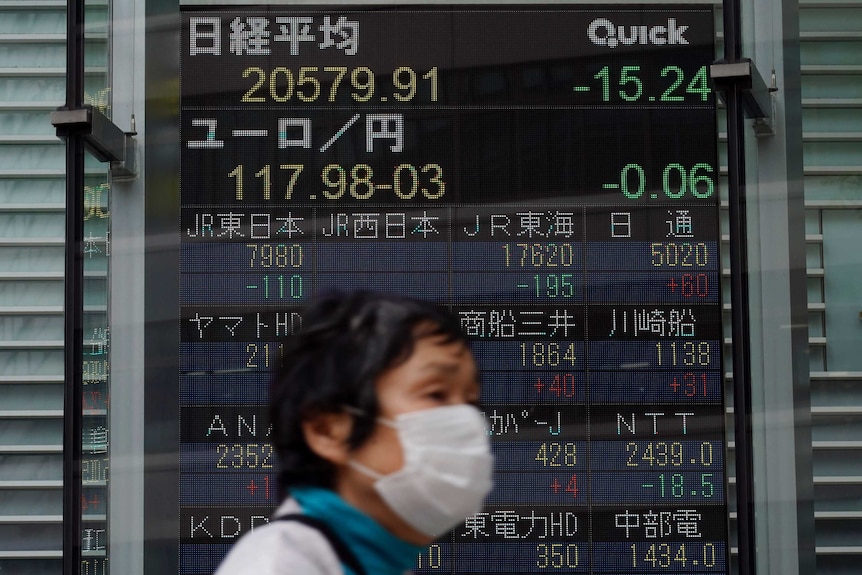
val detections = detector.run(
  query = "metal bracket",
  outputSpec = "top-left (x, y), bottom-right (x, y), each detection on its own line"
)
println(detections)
top-left (51, 105), bottom-right (138, 178)
top-left (710, 58), bottom-right (774, 136)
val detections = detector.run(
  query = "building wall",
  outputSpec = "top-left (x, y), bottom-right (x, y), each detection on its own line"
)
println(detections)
top-left (0, 1), bottom-right (68, 572)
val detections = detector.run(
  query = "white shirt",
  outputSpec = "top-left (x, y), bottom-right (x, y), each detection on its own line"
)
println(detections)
top-left (213, 499), bottom-right (344, 575)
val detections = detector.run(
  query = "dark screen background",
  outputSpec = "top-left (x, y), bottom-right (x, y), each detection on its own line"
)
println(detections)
top-left (176, 5), bottom-right (728, 574)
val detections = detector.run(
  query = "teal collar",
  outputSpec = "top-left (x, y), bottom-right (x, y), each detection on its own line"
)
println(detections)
top-left (291, 485), bottom-right (424, 575)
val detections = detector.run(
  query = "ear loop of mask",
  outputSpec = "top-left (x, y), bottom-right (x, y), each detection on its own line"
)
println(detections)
top-left (348, 459), bottom-right (385, 480)
top-left (342, 405), bottom-right (399, 480)
top-left (342, 405), bottom-right (397, 429)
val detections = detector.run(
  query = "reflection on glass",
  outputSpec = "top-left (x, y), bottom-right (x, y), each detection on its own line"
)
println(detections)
top-left (81, 1), bottom-right (111, 573)
top-left (81, 163), bottom-right (110, 575)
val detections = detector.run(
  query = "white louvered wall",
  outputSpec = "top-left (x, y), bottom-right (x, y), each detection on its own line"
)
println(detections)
top-left (0, 1), bottom-right (68, 573)
top-left (799, 1), bottom-right (862, 571)
top-left (716, 1), bottom-right (862, 572)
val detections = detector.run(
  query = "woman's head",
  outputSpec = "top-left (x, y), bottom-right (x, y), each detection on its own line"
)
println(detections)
top-left (269, 291), bottom-right (472, 495)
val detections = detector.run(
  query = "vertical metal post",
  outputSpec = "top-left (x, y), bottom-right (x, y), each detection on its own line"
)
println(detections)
top-left (722, 0), bottom-right (757, 574)
top-left (63, 0), bottom-right (86, 571)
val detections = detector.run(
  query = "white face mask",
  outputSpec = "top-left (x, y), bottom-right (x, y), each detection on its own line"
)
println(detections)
top-left (349, 404), bottom-right (494, 538)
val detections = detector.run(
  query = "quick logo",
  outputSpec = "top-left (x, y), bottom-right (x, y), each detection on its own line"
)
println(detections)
top-left (587, 18), bottom-right (689, 48)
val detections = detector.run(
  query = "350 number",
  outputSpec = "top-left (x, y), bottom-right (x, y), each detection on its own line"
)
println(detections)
top-left (537, 543), bottom-right (579, 568)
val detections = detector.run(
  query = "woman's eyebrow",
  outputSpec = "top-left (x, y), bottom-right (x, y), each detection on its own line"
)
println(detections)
top-left (422, 360), bottom-right (461, 373)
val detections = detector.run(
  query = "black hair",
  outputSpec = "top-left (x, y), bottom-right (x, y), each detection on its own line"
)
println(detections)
top-left (269, 291), bottom-right (468, 495)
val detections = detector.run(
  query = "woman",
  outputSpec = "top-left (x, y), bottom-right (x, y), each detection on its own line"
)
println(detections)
top-left (214, 292), bottom-right (493, 575)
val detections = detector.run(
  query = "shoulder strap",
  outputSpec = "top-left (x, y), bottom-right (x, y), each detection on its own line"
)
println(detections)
top-left (273, 514), bottom-right (367, 575)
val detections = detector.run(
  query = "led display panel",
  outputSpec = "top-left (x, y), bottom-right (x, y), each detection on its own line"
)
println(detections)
top-left (178, 5), bottom-right (728, 574)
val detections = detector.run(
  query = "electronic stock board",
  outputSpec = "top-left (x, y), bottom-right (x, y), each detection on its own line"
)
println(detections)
top-left (177, 5), bottom-right (728, 574)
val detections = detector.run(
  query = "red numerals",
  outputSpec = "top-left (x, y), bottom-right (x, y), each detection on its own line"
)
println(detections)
top-left (534, 374), bottom-right (577, 398)
top-left (665, 273), bottom-right (709, 297)
top-left (244, 476), bottom-right (272, 499)
top-left (549, 475), bottom-right (579, 498)
top-left (669, 372), bottom-right (709, 397)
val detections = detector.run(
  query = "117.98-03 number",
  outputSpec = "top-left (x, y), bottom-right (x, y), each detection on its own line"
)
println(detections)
top-left (227, 163), bottom-right (445, 201)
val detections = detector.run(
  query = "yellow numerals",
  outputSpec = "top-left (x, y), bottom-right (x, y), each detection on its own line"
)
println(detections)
top-left (246, 244), bottom-right (303, 269)
top-left (520, 342), bottom-right (577, 367)
top-left (626, 442), bottom-right (684, 467)
top-left (537, 544), bottom-right (579, 569)
top-left (229, 164), bottom-right (302, 201)
top-left (216, 443), bottom-right (273, 469)
top-left (246, 342), bottom-right (284, 368)
top-left (321, 163), bottom-right (444, 200)
top-left (631, 543), bottom-right (717, 569)
top-left (650, 242), bottom-right (708, 267)
top-left (228, 163), bottom-right (445, 202)
top-left (655, 341), bottom-right (711, 367)
top-left (502, 243), bottom-right (575, 268)
top-left (535, 442), bottom-right (577, 467)
top-left (241, 66), bottom-right (438, 103)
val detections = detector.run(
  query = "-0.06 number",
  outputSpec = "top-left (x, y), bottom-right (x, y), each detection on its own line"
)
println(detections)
top-left (617, 163), bottom-right (714, 199)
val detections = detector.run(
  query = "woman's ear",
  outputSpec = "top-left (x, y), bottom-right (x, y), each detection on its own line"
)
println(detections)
top-left (301, 411), bottom-right (354, 465)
